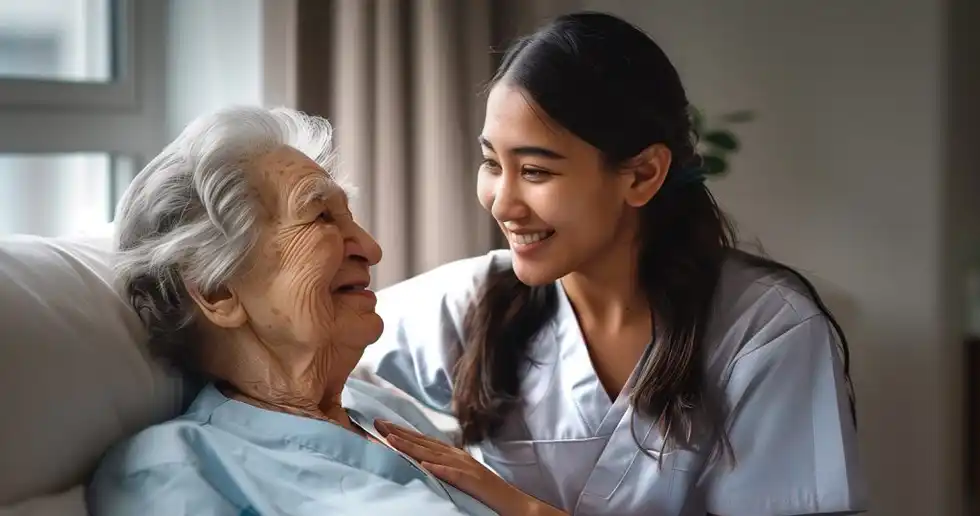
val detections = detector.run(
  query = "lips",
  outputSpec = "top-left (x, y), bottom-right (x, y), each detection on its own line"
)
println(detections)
top-left (333, 277), bottom-right (371, 293)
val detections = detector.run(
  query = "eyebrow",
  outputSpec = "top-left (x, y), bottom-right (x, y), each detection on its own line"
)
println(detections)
top-left (292, 174), bottom-right (345, 215)
top-left (478, 136), bottom-right (567, 160)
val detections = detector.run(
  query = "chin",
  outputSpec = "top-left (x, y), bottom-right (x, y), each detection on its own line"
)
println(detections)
top-left (343, 314), bottom-right (384, 349)
top-left (363, 314), bottom-right (384, 344)
top-left (511, 259), bottom-right (563, 287)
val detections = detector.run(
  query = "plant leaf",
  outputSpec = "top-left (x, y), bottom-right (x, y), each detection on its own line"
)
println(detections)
top-left (721, 110), bottom-right (755, 123)
top-left (701, 154), bottom-right (727, 175)
top-left (704, 130), bottom-right (739, 151)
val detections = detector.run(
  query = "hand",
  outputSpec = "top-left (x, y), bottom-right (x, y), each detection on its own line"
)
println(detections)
top-left (374, 420), bottom-right (567, 516)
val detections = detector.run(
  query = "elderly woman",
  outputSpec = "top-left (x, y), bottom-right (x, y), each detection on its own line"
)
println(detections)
top-left (85, 106), bottom-right (505, 516)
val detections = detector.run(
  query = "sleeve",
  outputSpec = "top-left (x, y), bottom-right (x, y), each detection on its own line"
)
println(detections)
top-left (701, 315), bottom-right (869, 516)
top-left (356, 252), bottom-right (504, 415)
top-left (86, 461), bottom-right (242, 516)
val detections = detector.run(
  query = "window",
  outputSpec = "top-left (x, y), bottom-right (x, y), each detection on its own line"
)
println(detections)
top-left (0, 0), bottom-right (294, 238)
top-left (0, 0), bottom-right (160, 237)
top-left (0, 1), bottom-right (112, 82)
top-left (0, 0), bottom-right (135, 108)
top-left (0, 153), bottom-right (136, 237)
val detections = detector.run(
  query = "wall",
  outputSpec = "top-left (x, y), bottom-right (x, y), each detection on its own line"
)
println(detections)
top-left (166, 0), bottom-right (263, 139)
top-left (546, 0), bottom-right (968, 514)
top-left (948, 0), bottom-right (980, 508)
top-left (166, 0), bottom-right (297, 140)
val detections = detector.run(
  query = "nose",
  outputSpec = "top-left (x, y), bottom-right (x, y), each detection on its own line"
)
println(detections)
top-left (488, 172), bottom-right (529, 223)
top-left (345, 219), bottom-right (383, 267)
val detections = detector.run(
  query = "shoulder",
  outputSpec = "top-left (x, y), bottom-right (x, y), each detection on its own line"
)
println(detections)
top-left (375, 249), bottom-right (513, 331)
top-left (95, 415), bottom-right (210, 477)
top-left (86, 418), bottom-right (240, 515)
top-left (86, 417), bottom-right (212, 514)
top-left (699, 256), bottom-right (865, 514)
top-left (92, 385), bottom-right (227, 476)
top-left (377, 250), bottom-right (511, 306)
top-left (705, 253), bottom-right (841, 371)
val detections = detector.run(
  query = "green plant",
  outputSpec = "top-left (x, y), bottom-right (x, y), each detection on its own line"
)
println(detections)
top-left (690, 106), bottom-right (755, 177)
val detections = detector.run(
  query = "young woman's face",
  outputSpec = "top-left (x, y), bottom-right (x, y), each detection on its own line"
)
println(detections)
top-left (477, 83), bottom-right (641, 286)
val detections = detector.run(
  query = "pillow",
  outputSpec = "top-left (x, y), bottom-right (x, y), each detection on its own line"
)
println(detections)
top-left (0, 486), bottom-right (87, 516)
top-left (0, 232), bottom-right (190, 508)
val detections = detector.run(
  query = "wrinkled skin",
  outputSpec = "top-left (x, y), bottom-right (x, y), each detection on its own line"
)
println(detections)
top-left (189, 145), bottom-right (382, 432)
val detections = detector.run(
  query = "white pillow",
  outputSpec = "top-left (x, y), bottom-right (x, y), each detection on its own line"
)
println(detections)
top-left (0, 233), bottom-right (190, 509)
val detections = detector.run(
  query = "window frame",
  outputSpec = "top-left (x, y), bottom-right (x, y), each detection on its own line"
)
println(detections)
top-left (0, 0), bottom-right (164, 233)
top-left (0, 0), bottom-right (138, 110)
top-left (0, 0), bottom-right (298, 232)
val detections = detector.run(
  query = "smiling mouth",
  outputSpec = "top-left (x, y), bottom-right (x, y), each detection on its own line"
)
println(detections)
top-left (334, 279), bottom-right (371, 294)
top-left (507, 230), bottom-right (555, 247)
top-left (337, 285), bottom-right (367, 293)
top-left (335, 283), bottom-right (376, 302)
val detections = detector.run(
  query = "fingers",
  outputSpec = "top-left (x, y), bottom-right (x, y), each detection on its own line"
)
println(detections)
top-left (377, 424), bottom-right (526, 515)
top-left (374, 420), bottom-right (476, 472)
top-left (375, 420), bottom-right (452, 451)
top-left (386, 434), bottom-right (450, 465)
top-left (420, 462), bottom-right (479, 489)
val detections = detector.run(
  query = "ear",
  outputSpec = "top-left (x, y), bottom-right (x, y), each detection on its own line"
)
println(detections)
top-left (621, 143), bottom-right (672, 208)
top-left (184, 280), bottom-right (248, 329)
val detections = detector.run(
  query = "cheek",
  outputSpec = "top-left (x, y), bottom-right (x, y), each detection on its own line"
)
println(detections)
top-left (553, 187), bottom-right (622, 243)
top-left (526, 184), bottom-right (574, 227)
top-left (476, 173), bottom-right (494, 212)
top-left (300, 234), bottom-right (343, 299)
top-left (278, 229), bottom-right (344, 323)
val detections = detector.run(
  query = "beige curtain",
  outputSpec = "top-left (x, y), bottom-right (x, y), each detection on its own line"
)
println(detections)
top-left (297, 0), bottom-right (513, 288)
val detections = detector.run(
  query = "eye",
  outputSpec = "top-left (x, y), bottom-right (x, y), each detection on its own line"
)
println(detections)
top-left (317, 211), bottom-right (336, 224)
top-left (480, 157), bottom-right (501, 172)
top-left (521, 168), bottom-right (551, 182)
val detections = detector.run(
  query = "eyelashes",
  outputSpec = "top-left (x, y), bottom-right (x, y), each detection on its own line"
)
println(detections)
top-left (480, 159), bottom-right (552, 182)
top-left (480, 157), bottom-right (500, 170)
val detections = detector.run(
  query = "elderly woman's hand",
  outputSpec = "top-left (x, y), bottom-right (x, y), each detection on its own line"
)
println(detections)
top-left (375, 420), bottom-right (568, 516)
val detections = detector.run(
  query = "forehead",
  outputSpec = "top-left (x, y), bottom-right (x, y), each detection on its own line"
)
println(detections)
top-left (250, 146), bottom-right (343, 212)
top-left (483, 84), bottom-right (565, 143)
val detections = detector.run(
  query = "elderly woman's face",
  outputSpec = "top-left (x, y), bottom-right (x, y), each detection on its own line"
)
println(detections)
top-left (228, 146), bottom-right (383, 358)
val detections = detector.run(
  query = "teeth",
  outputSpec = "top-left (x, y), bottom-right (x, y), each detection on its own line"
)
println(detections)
top-left (509, 231), bottom-right (552, 246)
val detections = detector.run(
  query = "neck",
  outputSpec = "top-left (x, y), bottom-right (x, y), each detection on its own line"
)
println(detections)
top-left (222, 384), bottom-right (353, 428)
top-left (201, 330), bottom-right (359, 433)
top-left (560, 228), bottom-right (649, 331)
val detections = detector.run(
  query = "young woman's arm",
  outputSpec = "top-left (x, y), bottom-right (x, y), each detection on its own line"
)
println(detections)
top-left (702, 314), bottom-right (868, 515)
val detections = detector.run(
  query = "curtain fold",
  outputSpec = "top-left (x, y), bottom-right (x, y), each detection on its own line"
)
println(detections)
top-left (298, 0), bottom-right (501, 287)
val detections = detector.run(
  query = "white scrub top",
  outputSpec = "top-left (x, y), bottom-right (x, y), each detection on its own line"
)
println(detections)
top-left (359, 250), bottom-right (869, 516)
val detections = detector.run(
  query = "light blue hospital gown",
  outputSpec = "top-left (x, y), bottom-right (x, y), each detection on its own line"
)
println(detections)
top-left (86, 378), bottom-right (495, 516)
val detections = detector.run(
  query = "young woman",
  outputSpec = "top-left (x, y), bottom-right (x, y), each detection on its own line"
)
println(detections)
top-left (360, 11), bottom-right (867, 516)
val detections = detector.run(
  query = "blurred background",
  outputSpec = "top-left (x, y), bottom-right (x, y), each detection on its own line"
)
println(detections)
top-left (0, 1), bottom-right (977, 515)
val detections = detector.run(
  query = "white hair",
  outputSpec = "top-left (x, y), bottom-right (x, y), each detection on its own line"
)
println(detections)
top-left (114, 106), bottom-right (343, 371)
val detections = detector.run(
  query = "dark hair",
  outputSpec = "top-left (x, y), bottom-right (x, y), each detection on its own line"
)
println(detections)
top-left (452, 12), bottom-right (855, 463)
